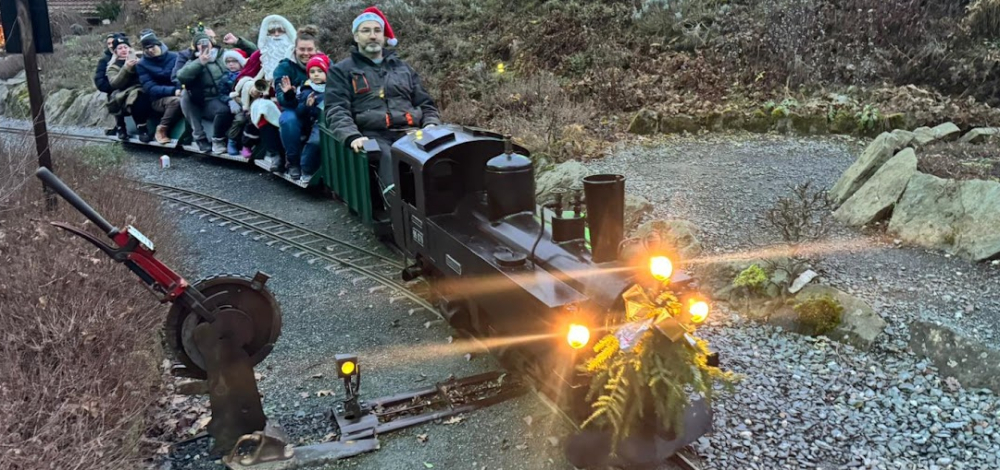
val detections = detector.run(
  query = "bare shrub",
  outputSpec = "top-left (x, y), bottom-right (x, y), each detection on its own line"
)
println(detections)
top-left (966, 0), bottom-right (1000, 39)
top-left (0, 136), bottom-right (177, 470)
top-left (762, 181), bottom-right (835, 245)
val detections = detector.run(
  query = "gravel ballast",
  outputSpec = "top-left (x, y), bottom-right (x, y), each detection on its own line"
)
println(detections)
top-left (584, 133), bottom-right (1000, 469)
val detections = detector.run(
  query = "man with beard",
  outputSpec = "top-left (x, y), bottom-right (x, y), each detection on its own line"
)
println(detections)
top-left (234, 15), bottom-right (297, 165)
top-left (325, 7), bottom-right (440, 191)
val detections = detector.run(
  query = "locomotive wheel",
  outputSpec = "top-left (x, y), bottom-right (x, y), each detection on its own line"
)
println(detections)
top-left (164, 274), bottom-right (282, 379)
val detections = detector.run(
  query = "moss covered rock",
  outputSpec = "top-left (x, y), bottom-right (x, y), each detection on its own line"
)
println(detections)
top-left (659, 114), bottom-right (700, 134)
top-left (627, 108), bottom-right (659, 135)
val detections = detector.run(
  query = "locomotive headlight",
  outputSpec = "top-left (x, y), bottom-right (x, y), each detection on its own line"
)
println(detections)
top-left (649, 256), bottom-right (673, 282)
top-left (689, 300), bottom-right (709, 324)
top-left (567, 324), bottom-right (591, 349)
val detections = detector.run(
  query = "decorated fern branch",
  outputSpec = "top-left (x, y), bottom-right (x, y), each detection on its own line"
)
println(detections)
top-left (581, 282), bottom-right (738, 451)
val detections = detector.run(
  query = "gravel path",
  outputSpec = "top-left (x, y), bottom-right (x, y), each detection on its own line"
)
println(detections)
top-left (584, 132), bottom-right (1000, 470)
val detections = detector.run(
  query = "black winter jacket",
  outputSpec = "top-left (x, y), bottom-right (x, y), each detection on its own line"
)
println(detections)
top-left (324, 48), bottom-right (440, 144)
top-left (94, 49), bottom-right (113, 94)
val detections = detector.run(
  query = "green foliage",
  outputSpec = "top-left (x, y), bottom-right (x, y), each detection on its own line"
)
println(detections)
top-left (96, 1), bottom-right (123, 22)
top-left (582, 329), bottom-right (735, 450)
top-left (793, 294), bottom-right (843, 336)
top-left (733, 264), bottom-right (768, 291)
top-left (78, 144), bottom-right (128, 170)
top-left (856, 104), bottom-right (882, 133)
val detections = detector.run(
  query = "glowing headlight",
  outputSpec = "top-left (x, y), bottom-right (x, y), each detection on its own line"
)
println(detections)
top-left (689, 300), bottom-right (709, 324)
top-left (649, 256), bottom-right (673, 282)
top-left (567, 324), bottom-right (590, 349)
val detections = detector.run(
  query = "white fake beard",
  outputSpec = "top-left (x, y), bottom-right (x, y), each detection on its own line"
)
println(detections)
top-left (362, 42), bottom-right (382, 55)
top-left (260, 36), bottom-right (293, 81)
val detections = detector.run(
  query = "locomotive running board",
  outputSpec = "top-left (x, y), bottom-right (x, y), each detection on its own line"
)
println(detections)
top-left (223, 371), bottom-right (525, 470)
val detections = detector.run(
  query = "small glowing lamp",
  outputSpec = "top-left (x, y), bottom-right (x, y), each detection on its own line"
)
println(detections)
top-left (567, 324), bottom-right (590, 349)
top-left (649, 256), bottom-right (673, 282)
top-left (689, 300), bottom-right (709, 324)
top-left (497, 62), bottom-right (506, 74)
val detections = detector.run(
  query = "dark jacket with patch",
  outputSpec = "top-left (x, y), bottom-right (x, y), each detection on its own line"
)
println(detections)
top-left (176, 48), bottom-right (228, 104)
top-left (94, 49), bottom-right (114, 94)
top-left (324, 48), bottom-right (440, 144)
top-left (137, 44), bottom-right (180, 101)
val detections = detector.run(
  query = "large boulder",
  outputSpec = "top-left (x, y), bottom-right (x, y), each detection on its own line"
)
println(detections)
top-left (624, 194), bottom-right (653, 232)
top-left (43, 89), bottom-right (81, 125)
top-left (631, 219), bottom-right (702, 262)
top-left (912, 126), bottom-right (936, 146)
top-left (535, 160), bottom-right (590, 206)
top-left (69, 91), bottom-right (114, 128)
top-left (833, 148), bottom-right (917, 226)
top-left (627, 108), bottom-right (659, 135)
top-left (888, 173), bottom-right (1000, 261)
top-left (830, 131), bottom-right (913, 204)
top-left (958, 127), bottom-right (1000, 144)
top-left (909, 321), bottom-right (1000, 394)
top-left (794, 285), bottom-right (885, 350)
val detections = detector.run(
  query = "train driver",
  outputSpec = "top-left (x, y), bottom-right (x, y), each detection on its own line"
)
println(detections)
top-left (325, 6), bottom-right (441, 191)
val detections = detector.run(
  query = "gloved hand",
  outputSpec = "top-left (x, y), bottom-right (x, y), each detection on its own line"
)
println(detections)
top-left (228, 100), bottom-right (241, 114)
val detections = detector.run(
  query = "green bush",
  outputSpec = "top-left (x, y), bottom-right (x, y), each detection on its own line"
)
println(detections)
top-left (733, 264), bottom-right (768, 292)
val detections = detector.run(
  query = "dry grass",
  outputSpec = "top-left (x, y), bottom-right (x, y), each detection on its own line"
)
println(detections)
top-left (0, 135), bottom-right (177, 470)
top-left (967, 0), bottom-right (1000, 39)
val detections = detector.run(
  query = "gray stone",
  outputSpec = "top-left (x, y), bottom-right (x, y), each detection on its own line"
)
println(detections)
top-left (833, 148), bottom-right (917, 226)
top-left (910, 320), bottom-right (1000, 394)
top-left (958, 127), bottom-right (1000, 144)
top-left (627, 108), bottom-right (659, 135)
top-left (535, 160), bottom-right (589, 206)
top-left (788, 269), bottom-right (818, 294)
top-left (624, 194), bottom-right (653, 231)
top-left (43, 89), bottom-right (80, 125)
top-left (931, 122), bottom-right (961, 141)
top-left (913, 126), bottom-right (936, 146)
top-left (830, 131), bottom-right (912, 204)
top-left (631, 219), bottom-right (702, 261)
top-left (888, 173), bottom-right (1000, 261)
top-left (795, 285), bottom-right (886, 350)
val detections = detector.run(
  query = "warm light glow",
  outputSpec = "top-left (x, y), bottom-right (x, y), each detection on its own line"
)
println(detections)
top-left (649, 256), bottom-right (673, 281)
top-left (497, 62), bottom-right (506, 73)
top-left (567, 324), bottom-right (590, 349)
top-left (689, 301), bottom-right (709, 324)
top-left (340, 361), bottom-right (356, 376)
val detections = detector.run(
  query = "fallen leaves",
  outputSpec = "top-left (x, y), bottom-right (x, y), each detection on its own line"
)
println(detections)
top-left (417, 433), bottom-right (428, 443)
top-left (442, 416), bottom-right (464, 425)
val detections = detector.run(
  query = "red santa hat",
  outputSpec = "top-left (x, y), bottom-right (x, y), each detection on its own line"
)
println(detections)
top-left (353, 6), bottom-right (397, 47)
top-left (223, 49), bottom-right (248, 67)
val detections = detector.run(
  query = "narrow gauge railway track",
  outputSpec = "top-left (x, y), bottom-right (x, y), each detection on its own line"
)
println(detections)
top-left (11, 123), bottom-right (704, 470)
top-left (141, 183), bottom-right (440, 314)
top-left (0, 125), bottom-right (118, 144)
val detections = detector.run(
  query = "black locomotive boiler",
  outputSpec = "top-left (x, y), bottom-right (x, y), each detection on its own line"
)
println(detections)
top-left (382, 125), bottom-right (715, 467)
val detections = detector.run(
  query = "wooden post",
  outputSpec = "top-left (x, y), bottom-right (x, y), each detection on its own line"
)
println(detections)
top-left (15, 0), bottom-right (55, 207)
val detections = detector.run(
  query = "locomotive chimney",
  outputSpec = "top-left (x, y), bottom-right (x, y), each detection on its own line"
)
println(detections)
top-left (583, 174), bottom-right (625, 263)
top-left (485, 135), bottom-right (535, 221)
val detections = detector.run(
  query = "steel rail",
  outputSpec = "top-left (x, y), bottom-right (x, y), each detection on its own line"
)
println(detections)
top-left (0, 125), bottom-right (117, 144)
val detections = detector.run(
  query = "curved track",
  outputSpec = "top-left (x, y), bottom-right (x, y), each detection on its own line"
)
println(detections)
top-left (142, 182), bottom-right (437, 314)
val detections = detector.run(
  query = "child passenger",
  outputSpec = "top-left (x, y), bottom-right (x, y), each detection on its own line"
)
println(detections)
top-left (219, 49), bottom-right (248, 155)
top-left (294, 53), bottom-right (330, 183)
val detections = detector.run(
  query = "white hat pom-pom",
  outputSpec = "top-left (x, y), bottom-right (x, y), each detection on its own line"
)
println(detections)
top-left (387, 37), bottom-right (397, 47)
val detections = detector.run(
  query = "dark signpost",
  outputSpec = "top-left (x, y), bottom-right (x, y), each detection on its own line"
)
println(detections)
top-left (1, 0), bottom-right (56, 206)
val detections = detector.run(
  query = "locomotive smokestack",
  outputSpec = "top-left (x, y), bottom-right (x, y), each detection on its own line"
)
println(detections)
top-left (583, 174), bottom-right (625, 263)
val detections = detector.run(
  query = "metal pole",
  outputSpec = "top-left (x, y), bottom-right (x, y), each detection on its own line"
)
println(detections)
top-left (15, 0), bottom-right (55, 208)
